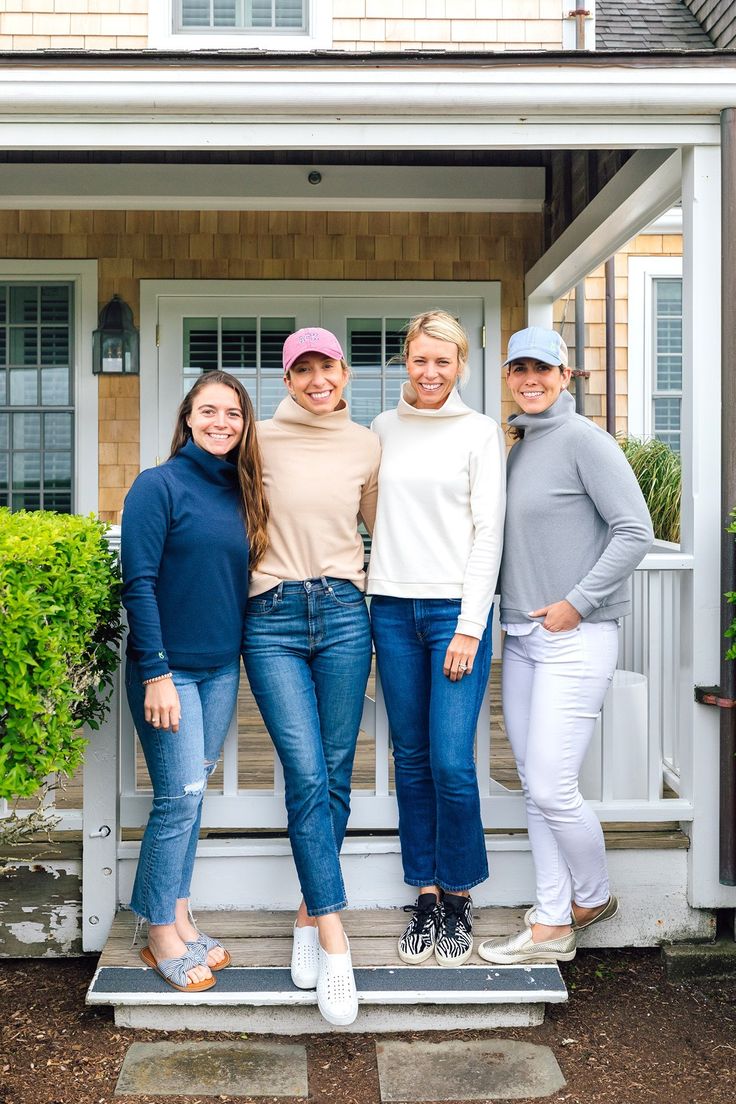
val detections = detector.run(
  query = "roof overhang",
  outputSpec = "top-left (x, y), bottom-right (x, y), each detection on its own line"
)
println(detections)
top-left (0, 58), bottom-right (732, 151)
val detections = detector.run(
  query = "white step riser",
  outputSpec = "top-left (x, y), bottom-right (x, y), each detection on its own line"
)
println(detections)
top-left (113, 1003), bottom-right (545, 1032)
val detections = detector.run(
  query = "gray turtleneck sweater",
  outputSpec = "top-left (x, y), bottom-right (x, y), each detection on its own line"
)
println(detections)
top-left (499, 390), bottom-right (653, 625)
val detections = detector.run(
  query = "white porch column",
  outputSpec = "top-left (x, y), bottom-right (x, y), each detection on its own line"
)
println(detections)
top-left (681, 145), bottom-right (735, 907)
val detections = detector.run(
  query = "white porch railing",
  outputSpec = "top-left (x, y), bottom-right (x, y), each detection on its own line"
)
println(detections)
top-left (111, 545), bottom-right (693, 835)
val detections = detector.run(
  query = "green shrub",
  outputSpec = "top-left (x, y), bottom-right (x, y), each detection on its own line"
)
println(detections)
top-left (726, 508), bottom-right (736, 662)
top-left (0, 509), bottom-right (122, 800)
top-left (618, 436), bottom-right (682, 544)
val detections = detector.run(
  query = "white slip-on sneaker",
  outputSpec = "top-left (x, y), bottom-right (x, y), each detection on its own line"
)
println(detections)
top-left (478, 927), bottom-right (577, 965)
top-left (290, 922), bottom-right (319, 989)
top-left (316, 934), bottom-right (359, 1026)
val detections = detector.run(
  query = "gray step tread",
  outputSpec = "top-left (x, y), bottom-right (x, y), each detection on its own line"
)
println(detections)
top-left (87, 963), bottom-right (568, 1007)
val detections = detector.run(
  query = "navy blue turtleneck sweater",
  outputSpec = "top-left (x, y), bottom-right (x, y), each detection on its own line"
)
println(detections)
top-left (121, 439), bottom-right (250, 681)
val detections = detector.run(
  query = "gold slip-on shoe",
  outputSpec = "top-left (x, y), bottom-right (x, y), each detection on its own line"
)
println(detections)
top-left (478, 927), bottom-right (577, 965)
top-left (523, 894), bottom-right (618, 931)
top-left (572, 894), bottom-right (619, 931)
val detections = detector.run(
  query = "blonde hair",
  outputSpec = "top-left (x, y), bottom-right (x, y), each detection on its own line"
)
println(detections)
top-left (403, 310), bottom-right (470, 386)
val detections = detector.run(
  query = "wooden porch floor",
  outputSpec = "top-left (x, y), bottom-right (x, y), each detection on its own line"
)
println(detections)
top-left (98, 905), bottom-right (530, 971)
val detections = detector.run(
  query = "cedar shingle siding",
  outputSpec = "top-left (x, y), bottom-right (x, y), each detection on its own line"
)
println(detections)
top-left (596, 0), bottom-right (715, 50)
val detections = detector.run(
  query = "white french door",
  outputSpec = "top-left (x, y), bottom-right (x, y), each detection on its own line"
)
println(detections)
top-left (141, 280), bottom-right (500, 467)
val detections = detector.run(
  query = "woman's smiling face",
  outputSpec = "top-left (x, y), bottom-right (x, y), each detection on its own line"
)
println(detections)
top-left (505, 358), bottom-right (572, 414)
top-left (406, 334), bottom-right (461, 410)
top-left (186, 381), bottom-right (244, 455)
top-left (285, 352), bottom-right (349, 415)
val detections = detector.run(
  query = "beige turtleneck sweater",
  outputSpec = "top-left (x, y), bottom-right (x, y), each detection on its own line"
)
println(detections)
top-left (250, 396), bottom-right (382, 597)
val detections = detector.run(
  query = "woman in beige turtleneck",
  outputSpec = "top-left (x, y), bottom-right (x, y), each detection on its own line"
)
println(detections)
top-left (242, 327), bottom-right (380, 1027)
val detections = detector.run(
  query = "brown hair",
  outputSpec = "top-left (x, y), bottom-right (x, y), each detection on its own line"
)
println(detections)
top-left (403, 310), bottom-right (470, 385)
top-left (170, 370), bottom-right (269, 568)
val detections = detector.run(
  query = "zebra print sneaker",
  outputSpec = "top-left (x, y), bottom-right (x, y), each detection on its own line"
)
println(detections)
top-left (435, 893), bottom-right (474, 966)
top-left (398, 893), bottom-right (442, 964)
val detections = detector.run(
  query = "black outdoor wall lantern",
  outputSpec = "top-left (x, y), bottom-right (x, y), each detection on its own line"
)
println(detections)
top-left (93, 294), bottom-right (140, 375)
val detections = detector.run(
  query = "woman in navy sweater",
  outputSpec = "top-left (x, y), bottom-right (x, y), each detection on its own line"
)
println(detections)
top-left (121, 370), bottom-right (268, 992)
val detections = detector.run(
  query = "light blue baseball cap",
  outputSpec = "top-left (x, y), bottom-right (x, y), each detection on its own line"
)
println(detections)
top-left (503, 327), bottom-right (568, 368)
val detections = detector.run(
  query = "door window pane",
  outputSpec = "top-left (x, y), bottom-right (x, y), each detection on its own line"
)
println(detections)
top-left (0, 282), bottom-right (74, 513)
top-left (345, 316), bottom-right (409, 427)
top-left (182, 315), bottom-right (294, 418)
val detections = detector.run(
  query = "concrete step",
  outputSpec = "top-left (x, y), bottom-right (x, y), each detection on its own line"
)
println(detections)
top-left (87, 907), bottom-right (568, 1032)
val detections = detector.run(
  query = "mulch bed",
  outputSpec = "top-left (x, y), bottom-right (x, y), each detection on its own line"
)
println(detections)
top-left (1, 948), bottom-right (734, 1104)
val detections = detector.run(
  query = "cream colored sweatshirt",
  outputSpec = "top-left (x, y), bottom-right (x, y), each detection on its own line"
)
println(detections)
top-left (250, 396), bottom-right (382, 597)
top-left (367, 384), bottom-right (506, 639)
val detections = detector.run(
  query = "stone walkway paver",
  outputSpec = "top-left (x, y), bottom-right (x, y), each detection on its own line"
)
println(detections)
top-left (114, 1040), bottom-right (308, 1097)
top-left (375, 1039), bottom-right (566, 1101)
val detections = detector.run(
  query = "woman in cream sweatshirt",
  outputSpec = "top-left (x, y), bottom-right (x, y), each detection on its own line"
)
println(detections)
top-left (242, 327), bottom-right (380, 1026)
top-left (368, 310), bottom-right (506, 967)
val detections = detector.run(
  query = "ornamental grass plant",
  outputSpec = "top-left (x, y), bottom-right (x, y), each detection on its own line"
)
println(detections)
top-left (618, 436), bottom-right (682, 544)
top-left (0, 509), bottom-right (122, 803)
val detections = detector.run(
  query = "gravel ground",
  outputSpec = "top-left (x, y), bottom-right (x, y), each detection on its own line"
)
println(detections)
top-left (1, 948), bottom-right (735, 1104)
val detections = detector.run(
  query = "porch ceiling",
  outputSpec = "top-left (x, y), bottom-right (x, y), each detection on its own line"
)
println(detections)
top-left (0, 163), bottom-right (546, 213)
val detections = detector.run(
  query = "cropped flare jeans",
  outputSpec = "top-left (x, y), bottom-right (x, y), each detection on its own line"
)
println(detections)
top-left (242, 577), bottom-right (372, 917)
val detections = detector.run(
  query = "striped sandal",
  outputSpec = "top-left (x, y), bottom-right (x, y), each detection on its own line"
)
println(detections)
top-left (186, 929), bottom-right (232, 971)
top-left (139, 945), bottom-right (216, 992)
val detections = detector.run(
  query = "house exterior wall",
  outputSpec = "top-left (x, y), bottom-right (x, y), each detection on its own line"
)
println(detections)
top-left (0, 1), bottom-right (148, 51)
top-left (0, 1), bottom-right (567, 52)
top-left (554, 230), bottom-right (683, 437)
top-left (0, 207), bottom-right (541, 521)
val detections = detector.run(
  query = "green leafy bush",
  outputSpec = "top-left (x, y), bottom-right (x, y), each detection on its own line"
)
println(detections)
top-left (618, 436), bottom-right (682, 544)
top-left (0, 509), bottom-right (122, 800)
top-left (726, 509), bottom-right (736, 662)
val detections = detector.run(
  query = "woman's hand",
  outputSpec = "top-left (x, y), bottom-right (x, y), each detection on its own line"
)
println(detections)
top-left (529, 599), bottom-right (582, 633)
top-left (144, 678), bottom-right (181, 733)
top-left (443, 634), bottom-right (480, 681)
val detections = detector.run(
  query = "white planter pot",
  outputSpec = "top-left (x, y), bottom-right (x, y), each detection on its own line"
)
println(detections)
top-left (579, 669), bottom-right (649, 801)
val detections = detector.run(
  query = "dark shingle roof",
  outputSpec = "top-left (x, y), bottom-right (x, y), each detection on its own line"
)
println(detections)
top-left (596, 0), bottom-right (715, 50)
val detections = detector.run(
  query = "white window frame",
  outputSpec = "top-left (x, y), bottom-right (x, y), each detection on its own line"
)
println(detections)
top-left (0, 260), bottom-right (99, 517)
top-left (148, 0), bottom-right (333, 50)
top-left (627, 254), bottom-right (683, 441)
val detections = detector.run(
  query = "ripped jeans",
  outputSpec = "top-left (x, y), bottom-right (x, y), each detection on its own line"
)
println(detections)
top-left (125, 658), bottom-right (241, 925)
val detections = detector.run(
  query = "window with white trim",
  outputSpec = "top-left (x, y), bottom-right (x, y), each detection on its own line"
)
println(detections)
top-left (177, 0), bottom-right (306, 33)
top-left (0, 283), bottom-right (74, 512)
top-left (0, 261), bottom-right (98, 517)
top-left (149, 0), bottom-right (331, 49)
top-left (627, 255), bottom-right (683, 455)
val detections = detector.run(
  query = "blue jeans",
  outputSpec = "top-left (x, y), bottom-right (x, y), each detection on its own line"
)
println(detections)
top-left (370, 596), bottom-right (492, 893)
top-left (125, 658), bottom-right (240, 926)
top-left (242, 578), bottom-right (372, 916)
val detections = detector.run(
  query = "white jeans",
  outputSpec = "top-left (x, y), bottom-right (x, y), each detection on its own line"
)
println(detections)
top-left (502, 621), bottom-right (619, 927)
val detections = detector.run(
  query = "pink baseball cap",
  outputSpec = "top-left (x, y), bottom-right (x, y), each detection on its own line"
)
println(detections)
top-left (282, 327), bottom-right (345, 374)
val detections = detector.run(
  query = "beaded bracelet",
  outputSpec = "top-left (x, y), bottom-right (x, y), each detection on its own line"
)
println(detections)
top-left (142, 672), bottom-right (173, 686)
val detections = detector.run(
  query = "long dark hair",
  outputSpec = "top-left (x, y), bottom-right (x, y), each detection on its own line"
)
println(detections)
top-left (170, 370), bottom-right (269, 568)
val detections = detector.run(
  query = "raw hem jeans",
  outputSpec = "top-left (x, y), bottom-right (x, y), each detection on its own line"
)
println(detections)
top-left (242, 578), bottom-right (372, 917)
top-left (502, 621), bottom-right (619, 927)
top-left (125, 658), bottom-right (240, 926)
top-left (370, 596), bottom-right (492, 894)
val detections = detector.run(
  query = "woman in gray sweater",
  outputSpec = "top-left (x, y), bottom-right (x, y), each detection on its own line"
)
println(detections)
top-left (479, 327), bottom-right (653, 966)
